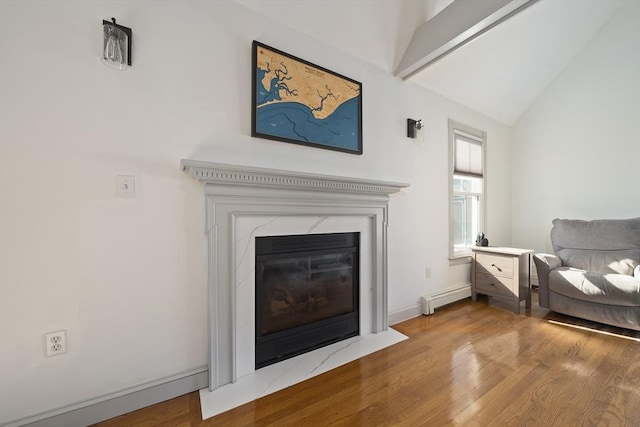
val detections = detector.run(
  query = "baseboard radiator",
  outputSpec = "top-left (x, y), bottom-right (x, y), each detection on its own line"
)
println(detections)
top-left (421, 284), bottom-right (472, 315)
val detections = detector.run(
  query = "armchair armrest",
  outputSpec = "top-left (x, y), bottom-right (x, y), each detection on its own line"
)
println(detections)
top-left (533, 253), bottom-right (561, 308)
top-left (533, 253), bottom-right (562, 273)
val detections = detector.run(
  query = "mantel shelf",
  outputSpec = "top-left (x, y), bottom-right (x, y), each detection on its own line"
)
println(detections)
top-left (181, 159), bottom-right (410, 195)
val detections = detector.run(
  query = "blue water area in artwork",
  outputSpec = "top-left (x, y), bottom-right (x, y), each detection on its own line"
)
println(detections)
top-left (256, 68), bottom-right (283, 105)
top-left (256, 98), bottom-right (360, 150)
top-left (255, 68), bottom-right (360, 151)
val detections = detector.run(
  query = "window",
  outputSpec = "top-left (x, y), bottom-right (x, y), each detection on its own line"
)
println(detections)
top-left (449, 120), bottom-right (486, 258)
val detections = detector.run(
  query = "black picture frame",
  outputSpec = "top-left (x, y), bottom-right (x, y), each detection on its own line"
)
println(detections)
top-left (252, 41), bottom-right (363, 155)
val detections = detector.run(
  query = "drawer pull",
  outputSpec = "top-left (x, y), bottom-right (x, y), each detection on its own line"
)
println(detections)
top-left (491, 263), bottom-right (502, 272)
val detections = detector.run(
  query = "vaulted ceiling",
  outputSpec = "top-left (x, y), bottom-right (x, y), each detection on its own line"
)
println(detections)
top-left (235, 0), bottom-right (631, 125)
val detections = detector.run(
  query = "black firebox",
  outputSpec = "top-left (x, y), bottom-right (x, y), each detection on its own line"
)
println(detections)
top-left (255, 232), bottom-right (360, 369)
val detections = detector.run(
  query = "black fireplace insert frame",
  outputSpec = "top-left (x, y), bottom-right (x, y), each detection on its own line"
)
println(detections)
top-left (255, 232), bottom-right (360, 369)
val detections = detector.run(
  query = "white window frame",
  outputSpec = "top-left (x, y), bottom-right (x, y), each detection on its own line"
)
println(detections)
top-left (448, 119), bottom-right (487, 259)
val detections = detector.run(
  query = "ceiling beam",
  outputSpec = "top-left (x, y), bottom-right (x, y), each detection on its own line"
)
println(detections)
top-left (395, 0), bottom-right (539, 79)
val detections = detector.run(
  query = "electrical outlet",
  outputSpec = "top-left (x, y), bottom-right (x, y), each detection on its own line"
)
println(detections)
top-left (425, 267), bottom-right (431, 278)
top-left (45, 330), bottom-right (67, 356)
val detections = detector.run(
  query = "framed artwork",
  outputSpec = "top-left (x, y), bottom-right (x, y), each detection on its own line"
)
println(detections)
top-left (252, 41), bottom-right (363, 155)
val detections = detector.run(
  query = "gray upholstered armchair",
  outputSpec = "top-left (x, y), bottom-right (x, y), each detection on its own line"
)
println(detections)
top-left (533, 218), bottom-right (640, 331)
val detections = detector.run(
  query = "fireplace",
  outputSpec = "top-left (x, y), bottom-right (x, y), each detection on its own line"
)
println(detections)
top-left (255, 232), bottom-right (360, 368)
top-left (181, 160), bottom-right (409, 398)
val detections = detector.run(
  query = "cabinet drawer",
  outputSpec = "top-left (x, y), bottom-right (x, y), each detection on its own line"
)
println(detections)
top-left (475, 272), bottom-right (516, 298)
top-left (475, 253), bottom-right (514, 277)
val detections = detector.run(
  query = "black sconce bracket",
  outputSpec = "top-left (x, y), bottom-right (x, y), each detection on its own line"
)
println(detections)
top-left (407, 119), bottom-right (423, 139)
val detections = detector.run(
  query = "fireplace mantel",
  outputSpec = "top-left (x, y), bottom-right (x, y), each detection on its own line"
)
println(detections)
top-left (181, 160), bottom-right (409, 195)
top-left (181, 159), bottom-right (409, 393)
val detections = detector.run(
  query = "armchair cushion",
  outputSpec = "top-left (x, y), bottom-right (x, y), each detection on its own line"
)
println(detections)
top-left (549, 267), bottom-right (640, 306)
top-left (551, 218), bottom-right (640, 275)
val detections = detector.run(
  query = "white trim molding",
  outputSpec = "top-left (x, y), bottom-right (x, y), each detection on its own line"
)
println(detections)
top-left (388, 303), bottom-right (423, 325)
top-left (3, 367), bottom-right (208, 427)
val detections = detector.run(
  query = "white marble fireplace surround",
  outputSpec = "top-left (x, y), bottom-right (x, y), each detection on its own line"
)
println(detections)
top-left (181, 160), bottom-right (409, 418)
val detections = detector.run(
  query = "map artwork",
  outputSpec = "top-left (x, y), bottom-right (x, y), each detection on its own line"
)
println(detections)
top-left (252, 41), bottom-right (363, 154)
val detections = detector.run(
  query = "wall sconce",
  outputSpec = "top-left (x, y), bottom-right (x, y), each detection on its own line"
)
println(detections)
top-left (407, 119), bottom-right (424, 139)
top-left (101, 18), bottom-right (132, 70)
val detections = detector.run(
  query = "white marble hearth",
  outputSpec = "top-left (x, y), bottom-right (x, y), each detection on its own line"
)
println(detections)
top-left (199, 328), bottom-right (407, 419)
top-left (181, 160), bottom-right (409, 419)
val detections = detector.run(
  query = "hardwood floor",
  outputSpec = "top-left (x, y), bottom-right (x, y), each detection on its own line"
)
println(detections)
top-left (94, 293), bottom-right (640, 426)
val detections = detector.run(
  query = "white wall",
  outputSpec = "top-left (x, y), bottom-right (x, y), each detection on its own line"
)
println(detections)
top-left (0, 1), bottom-right (511, 422)
top-left (511, 2), bottom-right (640, 253)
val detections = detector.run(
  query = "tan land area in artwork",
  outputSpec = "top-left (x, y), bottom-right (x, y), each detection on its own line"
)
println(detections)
top-left (257, 46), bottom-right (360, 120)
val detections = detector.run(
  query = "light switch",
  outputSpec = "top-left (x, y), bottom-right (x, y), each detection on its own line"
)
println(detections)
top-left (116, 175), bottom-right (135, 198)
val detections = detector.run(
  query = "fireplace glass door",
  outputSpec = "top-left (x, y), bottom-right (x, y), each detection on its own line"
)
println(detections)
top-left (255, 233), bottom-right (359, 368)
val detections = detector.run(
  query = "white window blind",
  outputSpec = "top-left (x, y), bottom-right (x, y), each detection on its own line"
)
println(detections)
top-left (454, 132), bottom-right (483, 178)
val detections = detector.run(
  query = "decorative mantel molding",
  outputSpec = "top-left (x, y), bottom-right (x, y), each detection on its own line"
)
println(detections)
top-left (181, 159), bottom-right (410, 195)
top-left (182, 159), bottom-right (409, 393)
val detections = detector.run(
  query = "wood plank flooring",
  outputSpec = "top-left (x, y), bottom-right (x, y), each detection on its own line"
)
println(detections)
top-left (94, 293), bottom-right (639, 426)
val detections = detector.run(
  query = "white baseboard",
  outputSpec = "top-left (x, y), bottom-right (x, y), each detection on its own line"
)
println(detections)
top-left (2, 367), bottom-right (208, 427)
top-left (388, 303), bottom-right (422, 325)
top-left (421, 284), bottom-right (472, 315)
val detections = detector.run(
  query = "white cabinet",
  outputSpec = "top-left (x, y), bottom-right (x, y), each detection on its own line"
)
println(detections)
top-left (471, 247), bottom-right (534, 314)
